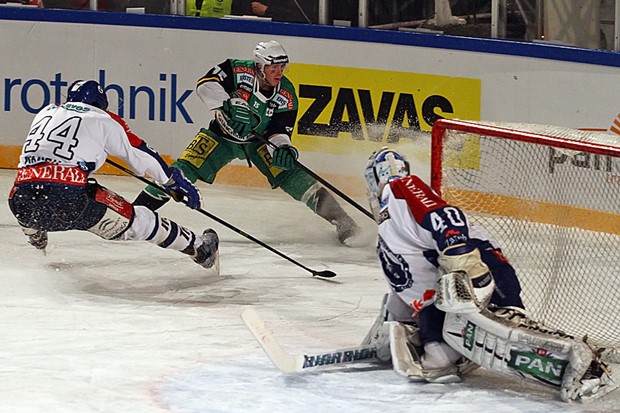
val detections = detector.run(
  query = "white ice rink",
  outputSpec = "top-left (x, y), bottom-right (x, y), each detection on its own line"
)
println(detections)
top-left (1, 169), bottom-right (618, 413)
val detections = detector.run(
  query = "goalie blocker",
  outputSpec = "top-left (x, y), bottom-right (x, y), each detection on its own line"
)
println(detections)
top-left (436, 271), bottom-right (620, 402)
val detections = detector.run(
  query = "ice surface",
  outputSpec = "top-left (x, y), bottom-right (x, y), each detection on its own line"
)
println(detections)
top-left (0, 169), bottom-right (617, 413)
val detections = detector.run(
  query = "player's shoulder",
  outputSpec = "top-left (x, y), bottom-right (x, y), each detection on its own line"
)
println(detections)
top-left (207, 59), bottom-right (251, 77)
top-left (32, 103), bottom-right (60, 118)
top-left (389, 175), bottom-right (428, 196)
top-left (277, 76), bottom-right (298, 106)
top-left (50, 102), bottom-right (112, 122)
top-left (389, 175), bottom-right (450, 220)
top-left (228, 59), bottom-right (254, 69)
top-left (279, 76), bottom-right (296, 93)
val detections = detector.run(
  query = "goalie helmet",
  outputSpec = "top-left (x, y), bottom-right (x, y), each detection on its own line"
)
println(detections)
top-left (364, 147), bottom-right (410, 220)
top-left (253, 40), bottom-right (289, 78)
top-left (67, 80), bottom-right (109, 111)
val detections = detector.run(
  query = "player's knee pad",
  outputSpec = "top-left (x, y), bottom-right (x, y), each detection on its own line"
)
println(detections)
top-left (88, 186), bottom-right (134, 240)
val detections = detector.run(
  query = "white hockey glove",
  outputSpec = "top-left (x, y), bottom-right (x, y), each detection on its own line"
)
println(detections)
top-left (436, 244), bottom-right (495, 312)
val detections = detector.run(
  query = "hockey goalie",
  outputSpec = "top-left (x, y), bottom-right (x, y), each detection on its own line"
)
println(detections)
top-left (362, 147), bottom-right (620, 402)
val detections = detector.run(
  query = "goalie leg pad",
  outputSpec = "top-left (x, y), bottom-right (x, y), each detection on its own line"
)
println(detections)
top-left (601, 347), bottom-right (620, 364)
top-left (443, 309), bottom-right (619, 401)
top-left (389, 322), bottom-right (461, 383)
top-left (559, 341), bottom-right (601, 402)
top-left (361, 295), bottom-right (392, 363)
top-left (443, 310), bottom-right (577, 387)
top-left (560, 343), bottom-right (620, 402)
top-left (389, 322), bottom-right (428, 382)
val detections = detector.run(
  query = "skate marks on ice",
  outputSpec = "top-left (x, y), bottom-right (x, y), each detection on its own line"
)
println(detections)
top-left (39, 232), bottom-right (361, 307)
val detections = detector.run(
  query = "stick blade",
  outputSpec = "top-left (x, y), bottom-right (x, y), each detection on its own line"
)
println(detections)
top-left (313, 269), bottom-right (337, 278)
top-left (241, 308), bottom-right (303, 373)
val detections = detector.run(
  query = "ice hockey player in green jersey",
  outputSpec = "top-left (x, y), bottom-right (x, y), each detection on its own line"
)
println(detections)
top-left (133, 40), bottom-right (360, 245)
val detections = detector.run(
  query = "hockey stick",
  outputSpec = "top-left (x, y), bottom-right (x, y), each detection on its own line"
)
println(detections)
top-left (105, 159), bottom-right (336, 279)
top-left (255, 135), bottom-right (375, 221)
top-left (241, 307), bottom-right (380, 373)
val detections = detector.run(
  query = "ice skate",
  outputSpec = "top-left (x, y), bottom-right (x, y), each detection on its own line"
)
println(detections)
top-left (314, 187), bottom-right (361, 246)
top-left (191, 228), bottom-right (220, 273)
top-left (420, 341), bottom-right (462, 383)
top-left (23, 228), bottom-right (48, 252)
top-left (334, 214), bottom-right (361, 245)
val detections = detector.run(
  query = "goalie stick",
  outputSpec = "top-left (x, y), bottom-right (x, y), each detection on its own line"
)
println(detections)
top-left (241, 308), bottom-right (381, 373)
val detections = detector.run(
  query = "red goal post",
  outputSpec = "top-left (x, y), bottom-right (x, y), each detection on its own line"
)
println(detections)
top-left (431, 119), bottom-right (620, 347)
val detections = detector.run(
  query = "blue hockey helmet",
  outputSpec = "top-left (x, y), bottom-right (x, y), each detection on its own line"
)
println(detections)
top-left (67, 80), bottom-right (108, 110)
top-left (364, 147), bottom-right (410, 219)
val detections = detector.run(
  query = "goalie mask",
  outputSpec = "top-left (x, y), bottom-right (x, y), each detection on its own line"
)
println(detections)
top-left (364, 147), bottom-right (410, 220)
top-left (253, 40), bottom-right (289, 80)
top-left (67, 80), bottom-right (109, 111)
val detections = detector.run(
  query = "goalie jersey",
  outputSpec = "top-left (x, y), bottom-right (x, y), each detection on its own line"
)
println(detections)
top-left (375, 174), bottom-right (522, 316)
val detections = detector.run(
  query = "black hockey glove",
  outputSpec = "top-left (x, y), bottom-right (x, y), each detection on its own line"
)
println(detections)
top-left (272, 145), bottom-right (299, 170)
top-left (165, 167), bottom-right (202, 209)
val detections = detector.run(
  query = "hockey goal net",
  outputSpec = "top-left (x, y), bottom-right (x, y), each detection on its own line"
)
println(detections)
top-left (431, 119), bottom-right (620, 348)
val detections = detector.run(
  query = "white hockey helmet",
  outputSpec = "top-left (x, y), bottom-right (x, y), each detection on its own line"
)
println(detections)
top-left (253, 40), bottom-right (289, 77)
top-left (364, 147), bottom-right (410, 219)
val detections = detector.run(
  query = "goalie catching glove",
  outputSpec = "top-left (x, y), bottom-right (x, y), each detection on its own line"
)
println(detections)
top-left (436, 244), bottom-right (495, 313)
top-left (165, 167), bottom-right (202, 209)
top-left (215, 97), bottom-right (259, 141)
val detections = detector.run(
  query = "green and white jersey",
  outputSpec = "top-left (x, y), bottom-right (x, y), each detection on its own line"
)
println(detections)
top-left (197, 58), bottom-right (298, 143)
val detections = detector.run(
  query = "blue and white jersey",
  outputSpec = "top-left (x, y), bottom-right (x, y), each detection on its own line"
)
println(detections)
top-left (18, 102), bottom-right (171, 185)
top-left (376, 174), bottom-right (498, 316)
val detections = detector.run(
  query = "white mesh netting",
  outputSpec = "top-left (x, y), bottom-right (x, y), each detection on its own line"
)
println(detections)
top-left (433, 120), bottom-right (620, 347)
